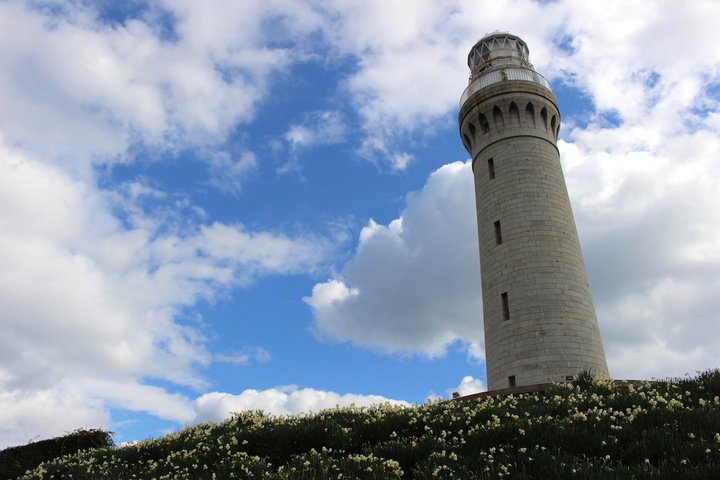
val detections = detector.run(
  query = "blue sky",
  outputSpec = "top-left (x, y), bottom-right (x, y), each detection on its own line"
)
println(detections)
top-left (1, 0), bottom-right (720, 448)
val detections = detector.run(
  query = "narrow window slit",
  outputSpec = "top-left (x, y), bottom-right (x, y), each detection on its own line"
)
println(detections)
top-left (508, 375), bottom-right (516, 387)
top-left (487, 158), bottom-right (495, 179)
top-left (501, 292), bottom-right (510, 320)
top-left (494, 220), bottom-right (503, 245)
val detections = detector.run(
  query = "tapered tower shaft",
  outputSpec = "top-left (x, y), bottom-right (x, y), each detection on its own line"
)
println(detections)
top-left (458, 33), bottom-right (608, 390)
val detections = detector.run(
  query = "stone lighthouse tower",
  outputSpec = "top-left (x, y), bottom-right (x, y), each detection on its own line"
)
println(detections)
top-left (458, 32), bottom-right (609, 391)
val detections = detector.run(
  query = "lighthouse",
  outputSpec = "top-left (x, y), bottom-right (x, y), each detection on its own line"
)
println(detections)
top-left (458, 33), bottom-right (609, 390)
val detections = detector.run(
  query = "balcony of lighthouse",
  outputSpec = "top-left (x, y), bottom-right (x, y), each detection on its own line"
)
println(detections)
top-left (459, 68), bottom-right (552, 107)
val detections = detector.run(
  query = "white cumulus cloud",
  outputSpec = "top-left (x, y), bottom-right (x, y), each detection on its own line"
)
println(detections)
top-left (0, 385), bottom-right (109, 449)
top-left (285, 110), bottom-right (347, 149)
top-left (0, 140), bottom-right (329, 447)
top-left (193, 386), bottom-right (409, 423)
top-left (450, 376), bottom-right (486, 397)
top-left (305, 161), bottom-right (483, 357)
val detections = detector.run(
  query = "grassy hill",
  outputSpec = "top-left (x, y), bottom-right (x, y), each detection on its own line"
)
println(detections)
top-left (12, 370), bottom-right (720, 479)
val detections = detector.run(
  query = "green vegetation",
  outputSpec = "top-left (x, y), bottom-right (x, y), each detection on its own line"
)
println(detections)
top-left (0, 430), bottom-right (113, 480)
top-left (16, 370), bottom-right (720, 479)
